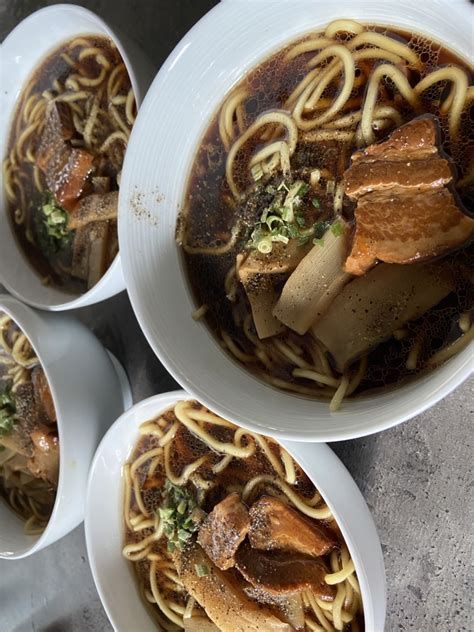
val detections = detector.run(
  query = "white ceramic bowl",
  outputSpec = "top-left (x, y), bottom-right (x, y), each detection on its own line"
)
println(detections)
top-left (0, 294), bottom-right (132, 559)
top-left (118, 0), bottom-right (474, 442)
top-left (0, 4), bottom-right (155, 310)
top-left (85, 390), bottom-right (386, 632)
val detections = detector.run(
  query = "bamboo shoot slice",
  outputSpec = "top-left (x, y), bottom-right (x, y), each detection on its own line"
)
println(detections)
top-left (273, 221), bottom-right (351, 334)
top-left (311, 262), bottom-right (454, 371)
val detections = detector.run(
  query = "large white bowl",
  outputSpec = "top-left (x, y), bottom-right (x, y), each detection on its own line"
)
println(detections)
top-left (118, 0), bottom-right (474, 442)
top-left (0, 294), bottom-right (131, 559)
top-left (85, 390), bottom-right (386, 632)
top-left (0, 4), bottom-right (155, 310)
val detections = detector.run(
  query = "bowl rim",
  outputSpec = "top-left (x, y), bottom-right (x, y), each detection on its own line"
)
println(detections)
top-left (0, 3), bottom-right (142, 311)
top-left (85, 389), bottom-right (386, 632)
top-left (118, 0), bottom-right (474, 442)
top-left (0, 295), bottom-right (66, 558)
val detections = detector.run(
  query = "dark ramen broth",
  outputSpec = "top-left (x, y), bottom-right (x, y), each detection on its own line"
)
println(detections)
top-left (4, 35), bottom-right (135, 293)
top-left (181, 24), bottom-right (473, 401)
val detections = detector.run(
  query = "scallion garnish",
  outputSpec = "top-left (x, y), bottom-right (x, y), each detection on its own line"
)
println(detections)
top-left (331, 220), bottom-right (344, 237)
top-left (248, 179), bottom-right (318, 254)
top-left (0, 389), bottom-right (15, 437)
top-left (157, 481), bottom-right (202, 552)
top-left (313, 221), bottom-right (330, 240)
top-left (313, 238), bottom-right (325, 247)
top-left (251, 164), bottom-right (264, 181)
top-left (312, 197), bottom-right (321, 209)
top-left (195, 563), bottom-right (209, 577)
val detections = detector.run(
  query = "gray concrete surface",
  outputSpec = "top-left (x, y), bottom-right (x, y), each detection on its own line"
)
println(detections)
top-left (0, 2), bottom-right (473, 631)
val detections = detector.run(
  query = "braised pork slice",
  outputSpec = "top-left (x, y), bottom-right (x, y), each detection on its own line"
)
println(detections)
top-left (345, 157), bottom-right (452, 198)
top-left (174, 542), bottom-right (292, 632)
top-left (37, 102), bottom-right (93, 211)
top-left (32, 367), bottom-right (56, 424)
top-left (27, 426), bottom-right (59, 485)
top-left (344, 116), bottom-right (474, 276)
top-left (249, 496), bottom-right (336, 557)
top-left (197, 493), bottom-right (250, 570)
top-left (235, 542), bottom-right (335, 601)
top-left (344, 188), bottom-right (473, 274)
top-left (351, 116), bottom-right (438, 163)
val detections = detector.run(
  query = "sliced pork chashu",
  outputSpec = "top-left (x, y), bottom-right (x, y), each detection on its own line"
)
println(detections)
top-left (344, 116), bottom-right (474, 276)
top-left (174, 542), bottom-right (293, 632)
top-left (197, 493), bottom-right (250, 570)
top-left (36, 101), bottom-right (93, 211)
top-left (249, 496), bottom-right (337, 557)
top-left (235, 542), bottom-right (335, 601)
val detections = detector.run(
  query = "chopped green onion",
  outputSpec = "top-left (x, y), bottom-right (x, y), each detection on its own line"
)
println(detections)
top-left (158, 481), bottom-right (201, 551)
top-left (298, 234), bottom-right (311, 246)
top-left (313, 238), bottom-right (325, 247)
top-left (280, 206), bottom-right (293, 223)
top-left (312, 197), bottom-right (321, 209)
top-left (195, 564), bottom-right (209, 577)
top-left (313, 221), bottom-right (329, 240)
top-left (273, 234), bottom-right (289, 245)
top-left (251, 164), bottom-right (264, 181)
top-left (0, 389), bottom-right (15, 437)
top-left (266, 215), bottom-right (284, 230)
top-left (296, 215), bottom-right (306, 227)
top-left (0, 409), bottom-right (14, 436)
top-left (331, 220), bottom-right (344, 237)
top-left (257, 237), bottom-right (273, 254)
top-left (297, 183), bottom-right (310, 197)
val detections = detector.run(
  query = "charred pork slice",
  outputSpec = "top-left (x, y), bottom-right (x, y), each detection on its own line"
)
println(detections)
top-left (345, 188), bottom-right (473, 274)
top-left (235, 542), bottom-right (335, 602)
top-left (36, 102), bottom-right (93, 211)
top-left (344, 116), bottom-right (474, 276)
top-left (249, 496), bottom-right (337, 557)
top-left (174, 541), bottom-right (293, 632)
top-left (351, 116), bottom-right (439, 163)
top-left (197, 493), bottom-right (250, 570)
top-left (32, 367), bottom-right (56, 424)
top-left (27, 426), bottom-right (59, 485)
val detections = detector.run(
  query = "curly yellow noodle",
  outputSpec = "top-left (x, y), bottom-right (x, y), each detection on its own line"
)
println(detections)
top-left (324, 19), bottom-right (365, 38)
top-left (149, 561), bottom-right (184, 627)
top-left (225, 110), bottom-right (297, 199)
top-left (347, 31), bottom-right (421, 68)
top-left (242, 474), bottom-right (332, 519)
top-left (361, 64), bottom-right (419, 144)
top-left (414, 66), bottom-right (468, 140)
top-left (174, 401), bottom-right (255, 457)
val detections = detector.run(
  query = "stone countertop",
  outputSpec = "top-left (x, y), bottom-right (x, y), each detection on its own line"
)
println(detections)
top-left (0, 2), bottom-right (472, 631)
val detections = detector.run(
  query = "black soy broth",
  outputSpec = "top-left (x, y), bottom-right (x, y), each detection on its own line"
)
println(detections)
top-left (6, 36), bottom-right (129, 293)
top-left (182, 25), bottom-right (474, 397)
